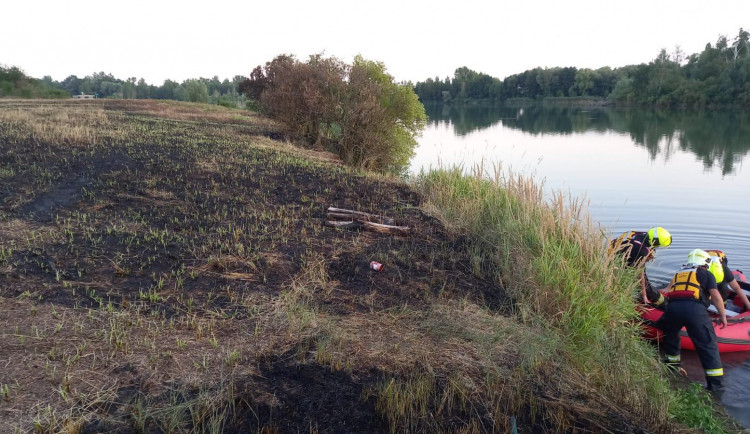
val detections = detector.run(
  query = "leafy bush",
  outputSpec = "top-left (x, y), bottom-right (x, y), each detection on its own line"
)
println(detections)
top-left (238, 54), bottom-right (426, 174)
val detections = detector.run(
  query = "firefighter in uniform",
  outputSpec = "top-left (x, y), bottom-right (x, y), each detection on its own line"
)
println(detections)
top-left (655, 249), bottom-right (726, 391)
top-left (610, 227), bottom-right (672, 305)
top-left (705, 249), bottom-right (750, 313)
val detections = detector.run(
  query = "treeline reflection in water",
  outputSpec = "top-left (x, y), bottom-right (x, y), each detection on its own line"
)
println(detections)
top-left (424, 103), bottom-right (750, 175)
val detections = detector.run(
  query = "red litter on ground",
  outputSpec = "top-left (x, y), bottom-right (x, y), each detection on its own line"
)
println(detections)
top-left (370, 261), bottom-right (383, 271)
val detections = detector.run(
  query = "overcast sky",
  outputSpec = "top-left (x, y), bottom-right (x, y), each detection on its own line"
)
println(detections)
top-left (3, 0), bottom-right (749, 85)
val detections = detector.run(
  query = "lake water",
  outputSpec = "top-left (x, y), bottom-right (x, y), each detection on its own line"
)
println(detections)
top-left (410, 103), bottom-right (750, 426)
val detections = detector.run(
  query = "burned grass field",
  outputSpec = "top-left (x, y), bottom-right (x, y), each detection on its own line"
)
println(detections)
top-left (0, 100), bottom-right (521, 433)
top-left (0, 99), bottom-right (717, 433)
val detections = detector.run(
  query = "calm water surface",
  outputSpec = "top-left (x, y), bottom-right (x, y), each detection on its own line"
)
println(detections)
top-left (410, 104), bottom-right (750, 425)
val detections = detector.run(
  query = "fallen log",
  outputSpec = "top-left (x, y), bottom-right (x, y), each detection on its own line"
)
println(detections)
top-left (325, 220), bottom-right (410, 236)
top-left (326, 207), bottom-right (395, 225)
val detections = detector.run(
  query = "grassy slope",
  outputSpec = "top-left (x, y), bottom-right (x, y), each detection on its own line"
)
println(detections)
top-left (0, 99), bottom-right (737, 433)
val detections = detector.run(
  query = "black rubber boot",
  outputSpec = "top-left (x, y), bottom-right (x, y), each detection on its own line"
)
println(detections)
top-left (706, 377), bottom-right (725, 400)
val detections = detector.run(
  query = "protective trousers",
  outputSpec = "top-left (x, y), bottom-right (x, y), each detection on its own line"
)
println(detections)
top-left (655, 300), bottom-right (724, 390)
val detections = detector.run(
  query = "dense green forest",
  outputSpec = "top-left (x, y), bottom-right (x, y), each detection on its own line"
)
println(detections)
top-left (415, 28), bottom-right (750, 108)
top-left (0, 65), bottom-right (246, 107)
top-left (53, 73), bottom-right (246, 107)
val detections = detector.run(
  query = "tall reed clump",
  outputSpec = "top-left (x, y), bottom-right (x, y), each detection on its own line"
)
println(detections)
top-left (417, 164), bottom-right (676, 427)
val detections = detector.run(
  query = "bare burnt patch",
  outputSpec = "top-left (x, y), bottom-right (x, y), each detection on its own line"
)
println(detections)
top-left (248, 359), bottom-right (385, 433)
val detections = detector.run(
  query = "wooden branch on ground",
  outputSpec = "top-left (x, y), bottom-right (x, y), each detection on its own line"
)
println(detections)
top-left (324, 219), bottom-right (411, 236)
top-left (326, 207), bottom-right (395, 225)
top-left (325, 206), bottom-right (410, 235)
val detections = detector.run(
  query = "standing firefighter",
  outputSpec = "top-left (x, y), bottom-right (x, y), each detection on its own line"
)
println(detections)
top-left (655, 249), bottom-right (726, 392)
top-left (610, 227), bottom-right (672, 305)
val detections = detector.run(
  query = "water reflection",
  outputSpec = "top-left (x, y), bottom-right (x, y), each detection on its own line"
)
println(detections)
top-left (423, 104), bottom-right (750, 175)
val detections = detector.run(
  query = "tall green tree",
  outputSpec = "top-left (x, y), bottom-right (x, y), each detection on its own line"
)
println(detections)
top-left (184, 79), bottom-right (209, 103)
top-left (136, 78), bottom-right (151, 99)
top-left (571, 69), bottom-right (595, 96)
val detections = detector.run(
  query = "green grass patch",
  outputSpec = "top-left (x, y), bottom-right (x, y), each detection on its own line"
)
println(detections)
top-left (417, 165), bottom-right (729, 431)
top-left (669, 383), bottom-right (724, 433)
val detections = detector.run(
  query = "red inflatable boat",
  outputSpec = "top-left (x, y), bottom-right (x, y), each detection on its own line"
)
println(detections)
top-left (641, 270), bottom-right (750, 353)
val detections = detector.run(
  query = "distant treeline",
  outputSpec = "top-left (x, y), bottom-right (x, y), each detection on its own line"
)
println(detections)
top-left (0, 65), bottom-right (246, 108)
top-left (0, 65), bottom-right (69, 98)
top-left (415, 28), bottom-right (750, 108)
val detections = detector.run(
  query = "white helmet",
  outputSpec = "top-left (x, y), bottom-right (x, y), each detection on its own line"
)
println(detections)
top-left (686, 249), bottom-right (710, 267)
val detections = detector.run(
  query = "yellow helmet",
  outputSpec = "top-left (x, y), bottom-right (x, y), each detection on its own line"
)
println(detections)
top-left (648, 227), bottom-right (672, 247)
top-left (686, 249), bottom-right (710, 267)
top-left (708, 257), bottom-right (725, 283)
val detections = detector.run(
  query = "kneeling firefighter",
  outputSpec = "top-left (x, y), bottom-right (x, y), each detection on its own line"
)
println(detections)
top-left (706, 249), bottom-right (750, 312)
top-left (654, 249), bottom-right (726, 391)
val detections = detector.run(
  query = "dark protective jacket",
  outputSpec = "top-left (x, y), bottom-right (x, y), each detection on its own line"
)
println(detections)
top-left (610, 231), bottom-right (652, 267)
